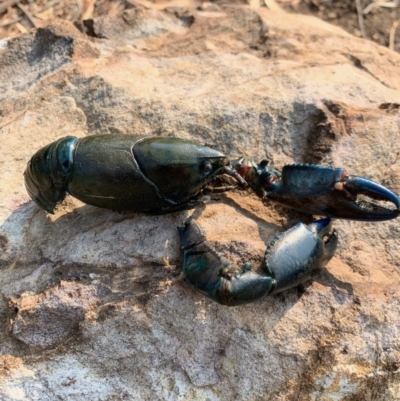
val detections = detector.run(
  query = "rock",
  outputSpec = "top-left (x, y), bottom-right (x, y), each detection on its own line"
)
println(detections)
top-left (1, 2), bottom-right (400, 400)
top-left (11, 281), bottom-right (98, 350)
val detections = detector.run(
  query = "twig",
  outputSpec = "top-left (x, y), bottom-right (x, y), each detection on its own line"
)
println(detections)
top-left (355, 0), bottom-right (366, 38)
top-left (82, 0), bottom-right (96, 20)
top-left (363, 2), bottom-right (376, 14)
top-left (33, 0), bottom-right (64, 16)
top-left (389, 20), bottom-right (400, 51)
top-left (0, 15), bottom-right (23, 27)
top-left (126, 0), bottom-right (197, 10)
top-left (15, 21), bottom-right (27, 33)
top-left (0, 0), bottom-right (64, 31)
top-left (264, 0), bottom-right (283, 10)
top-left (364, 1), bottom-right (400, 14)
top-left (0, 0), bottom-right (20, 15)
top-left (17, 3), bottom-right (38, 28)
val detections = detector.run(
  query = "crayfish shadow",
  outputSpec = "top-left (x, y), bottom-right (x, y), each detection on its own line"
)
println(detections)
top-left (314, 266), bottom-right (354, 299)
top-left (216, 193), bottom-right (354, 300)
top-left (0, 201), bottom-right (354, 354)
top-left (219, 192), bottom-right (315, 230)
top-left (2, 200), bottom-right (353, 310)
top-left (265, 267), bottom-right (353, 309)
top-left (0, 200), bottom-right (195, 297)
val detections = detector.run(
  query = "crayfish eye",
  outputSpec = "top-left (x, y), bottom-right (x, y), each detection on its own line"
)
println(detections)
top-left (201, 161), bottom-right (214, 176)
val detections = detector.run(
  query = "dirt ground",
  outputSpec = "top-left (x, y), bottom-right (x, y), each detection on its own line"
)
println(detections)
top-left (276, 0), bottom-right (400, 53)
top-left (0, 0), bottom-right (128, 39)
top-left (0, 0), bottom-right (399, 53)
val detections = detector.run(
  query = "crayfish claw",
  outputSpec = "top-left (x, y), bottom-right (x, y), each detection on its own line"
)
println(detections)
top-left (335, 175), bottom-right (400, 221)
top-left (236, 162), bottom-right (400, 221)
top-left (264, 218), bottom-right (338, 294)
top-left (178, 218), bottom-right (338, 305)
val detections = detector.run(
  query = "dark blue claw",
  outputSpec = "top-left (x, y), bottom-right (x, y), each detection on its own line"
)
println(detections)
top-left (340, 176), bottom-right (400, 220)
top-left (265, 218), bottom-right (338, 294)
top-left (234, 161), bottom-right (400, 221)
top-left (178, 218), bottom-right (337, 305)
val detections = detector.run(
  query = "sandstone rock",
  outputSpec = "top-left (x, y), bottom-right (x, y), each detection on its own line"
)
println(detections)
top-left (11, 281), bottom-right (98, 350)
top-left (1, 2), bottom-right (400, 400)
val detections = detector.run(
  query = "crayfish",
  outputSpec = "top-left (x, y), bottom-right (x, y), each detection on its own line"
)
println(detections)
top-left (24, 134), bottom-right (400, 306)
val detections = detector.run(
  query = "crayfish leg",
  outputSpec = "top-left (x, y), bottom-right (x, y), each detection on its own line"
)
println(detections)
top-left (178, 220), bottom-right (273, 306)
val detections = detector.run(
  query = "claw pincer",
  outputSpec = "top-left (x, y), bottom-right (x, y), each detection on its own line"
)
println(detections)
top-left (178, 218), bottom-right (337, 306)
top-left (235, 161), bottom-right (400, 221)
